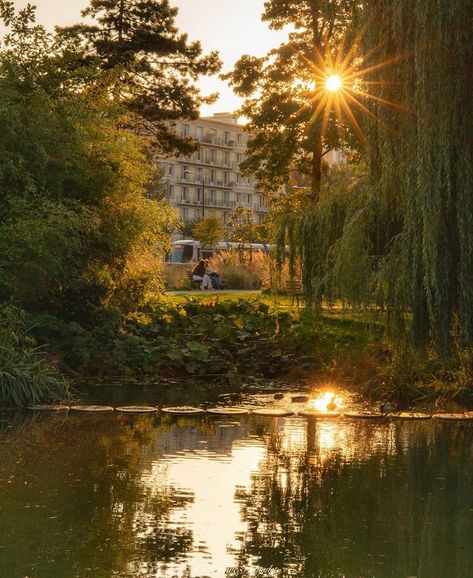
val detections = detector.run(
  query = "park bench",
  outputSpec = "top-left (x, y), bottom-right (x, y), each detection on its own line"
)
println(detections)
top-left (285, 279), bottom-right (304, 306)
top-left (187, 271), bottom-right (202, 290)
top-left (187, 271), bottom-right (225, 290)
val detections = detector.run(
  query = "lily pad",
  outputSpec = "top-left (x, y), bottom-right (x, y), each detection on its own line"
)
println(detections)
top-left (433, 413), bottom-right (473, 421)
top-left (161, 406), bottom-right (204, 416)
top-left (299, 410), bottom-right (340, 419)
top-left (291, 395), bottom-right (310, 403)
top-left (26, 405), bottom-right (70, 411)
top-left (207, 407), bottom-right (249, 416)
top-left (70, 405), bottom-right (114, 413)
top-left (252, 408), bottom-right (294, 417)
top-left (115, 406), bottom-right (158, 414)
top-left (392, 412), bottom-right (431, 420)
top-left (343, 412), bottom-right (386, 419)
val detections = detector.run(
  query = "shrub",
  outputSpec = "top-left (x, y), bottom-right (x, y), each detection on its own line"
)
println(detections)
top-left (163, 264), bottom-right (191, 291)
top-left (0, 306), bottom-right (70, 407)
top-left (209, 251), bottom-right (270, 290)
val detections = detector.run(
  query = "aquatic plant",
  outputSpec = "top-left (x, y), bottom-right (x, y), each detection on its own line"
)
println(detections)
top-left (0, 306), bottom-right (70, 407)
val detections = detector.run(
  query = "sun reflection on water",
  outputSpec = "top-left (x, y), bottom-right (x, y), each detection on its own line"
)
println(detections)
top-left (309, 390), bottom-right (346, 413)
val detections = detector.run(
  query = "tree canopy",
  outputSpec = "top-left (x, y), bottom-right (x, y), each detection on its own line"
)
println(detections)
top-left (224, 0), bottom-right (363, 197)
top-left (192, 215), bottom-right (223, 249)
top-left (62, 0), bottom-right (222, 154)
top-left (271, 0), bottom-right (473, 357)
top-left (0, 2), bottom-right (175, 318)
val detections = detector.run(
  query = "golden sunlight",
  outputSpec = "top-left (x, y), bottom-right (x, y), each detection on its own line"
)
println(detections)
top-left (310, 391), bottom-right (345, 413)
top-left (326, 74), bottom-right (343, 92)
top-left (292, 30), bottom-right (405, 141)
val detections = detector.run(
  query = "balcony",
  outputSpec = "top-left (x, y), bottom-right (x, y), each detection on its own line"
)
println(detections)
top-left (197, 135), bottom-right (238, 149)
top-left (175, 196), bottom-right (237, 210)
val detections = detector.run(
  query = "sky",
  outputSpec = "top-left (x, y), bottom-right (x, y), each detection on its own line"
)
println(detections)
top-left (9, 0), bottom-right (290, 116)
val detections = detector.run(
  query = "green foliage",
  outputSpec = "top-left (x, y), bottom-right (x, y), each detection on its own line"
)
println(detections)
top-left (224, 0), bottom-right (362, 194)
top-left (0, 306), bottom-right (70, 408)
top-left (0, 4), bottom-right (175, 316)
top-left (274, 0), bottom-right (473, 358)
top-left (359, 0), bottom-right (473, 355)
top-left (192, 215), bottom-right (223, 248)
top-left (228, 206), bottom-right (256, 262)
top-left (61, 0), bottom-right (222, 154)
top-left (31, 299), bottom-right (299, 378)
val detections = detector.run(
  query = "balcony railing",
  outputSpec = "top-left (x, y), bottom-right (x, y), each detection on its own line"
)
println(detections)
top-left (197, 135), bottom-right (239, 148)
top-left (176, 196), bottom-right (237, 209)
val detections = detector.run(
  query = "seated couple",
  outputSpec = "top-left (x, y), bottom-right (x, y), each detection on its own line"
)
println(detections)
top-left (192, 259), bottom-right (223, 290)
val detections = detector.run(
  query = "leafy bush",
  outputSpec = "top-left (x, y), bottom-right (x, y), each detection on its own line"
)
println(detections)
top-left (0, 306), bottom-right (70, 407)
top-left (31, 298), bottom-right (299, 379)
top-left (163, 264), bottom-right (191, 291)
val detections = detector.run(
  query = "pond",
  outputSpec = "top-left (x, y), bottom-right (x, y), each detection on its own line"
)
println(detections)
top-left (1, 387), bottom-right (473, 578)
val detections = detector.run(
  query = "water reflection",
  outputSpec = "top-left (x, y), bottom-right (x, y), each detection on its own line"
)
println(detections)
top-left (0, 411), bottom-right (472, 577)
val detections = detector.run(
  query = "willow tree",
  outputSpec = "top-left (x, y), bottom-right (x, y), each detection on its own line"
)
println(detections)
top-left (357, 0), bottom-right (473, 355)
top-left (224, 0), bottom-right (363, 199)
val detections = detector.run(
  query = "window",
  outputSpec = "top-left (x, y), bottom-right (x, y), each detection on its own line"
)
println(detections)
top-left (223, 212), bottom-right (228, 224)
top-left (196, 188), bottom-right (202, 202)
top-left (182, 166), bottom-right (190, 180)
top-left (223, 191), bottom-right (229, 206)
top-left (211, 149), bottom-right (216, 162)
top-left (182, 207), bottom-right (188, 220)
top-left (182, 187), bottom-right (188, 201)
top-left (237, 193), bottom-right (242, 203)
top-left (210, 190), bottom-right (216, 205)
top-left (237, 133), bottom-right (242, 145)
top-left (181, 124), bottom-right (190, 137)
top-left (237, 153), bottom-right (243, 164)
top-left (247, 194), bottom-right (252, 204)
top-left (168, 164), bottom-right (174, 176)
top-left (224, 151), bottom-right (230, 166)
top-left (168, 185), bottom-right (174, 198)
top-left (210, 170), bottom-right (216, 184)
top-left (196, 126), bottom-right (204, 139)
top-left (225, 131), bottom-right (230, 144)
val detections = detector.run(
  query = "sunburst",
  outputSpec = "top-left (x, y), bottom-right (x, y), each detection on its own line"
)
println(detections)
top-left (291, 27), bottom-right (408, 142)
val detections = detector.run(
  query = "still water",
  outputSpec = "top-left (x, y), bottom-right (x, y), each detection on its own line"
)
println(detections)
top-left (1, 400), bottom-right (473, 578)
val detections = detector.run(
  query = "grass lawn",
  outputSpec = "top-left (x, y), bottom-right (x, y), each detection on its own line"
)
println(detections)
top-left (163, 291), bottom-right (300, 309)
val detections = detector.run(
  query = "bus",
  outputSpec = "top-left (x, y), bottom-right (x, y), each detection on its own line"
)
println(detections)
top-left (167, 240), bottom-right (270, 264)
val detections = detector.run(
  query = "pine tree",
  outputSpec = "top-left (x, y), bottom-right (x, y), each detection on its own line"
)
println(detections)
top-left (62, 0), bottom-right (221, 153)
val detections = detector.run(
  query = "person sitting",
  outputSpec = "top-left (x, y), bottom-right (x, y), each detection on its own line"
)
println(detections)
top-left (192, 259), bottom-right (213, 290)
top-left (204, 259), bottom-right (224, 289)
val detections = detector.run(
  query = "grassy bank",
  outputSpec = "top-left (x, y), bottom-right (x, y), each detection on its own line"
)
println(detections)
top-left (3, 294), bottom-right (473, 407)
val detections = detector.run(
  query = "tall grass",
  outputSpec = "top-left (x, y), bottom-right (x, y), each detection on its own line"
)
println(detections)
top-left (209, 250), bottom-right (271, 289)
top-left (0, 306), bottom-right (70, 408)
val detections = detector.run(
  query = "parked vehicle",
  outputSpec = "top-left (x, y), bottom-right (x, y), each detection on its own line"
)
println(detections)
top-left (167, 240), bottom-right (270, 264)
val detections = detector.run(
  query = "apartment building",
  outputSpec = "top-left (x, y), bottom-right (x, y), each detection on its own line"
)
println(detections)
top-left (158, 113), bottom-right (269, 227)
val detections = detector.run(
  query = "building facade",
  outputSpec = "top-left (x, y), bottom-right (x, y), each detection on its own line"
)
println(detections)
top-left (158, 113), bottom-right (269, 227)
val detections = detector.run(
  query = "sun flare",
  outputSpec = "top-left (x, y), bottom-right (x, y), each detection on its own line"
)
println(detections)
top-left (310, 391), bottom-right (345, 413)
top-left (326, 74), bottom-right (343, 92)
top-left (291, 30), bottom-right (405, 141)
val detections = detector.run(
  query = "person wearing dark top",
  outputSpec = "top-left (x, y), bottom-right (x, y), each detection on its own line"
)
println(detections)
top-left (192, 259), bottom-right (212, 290)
